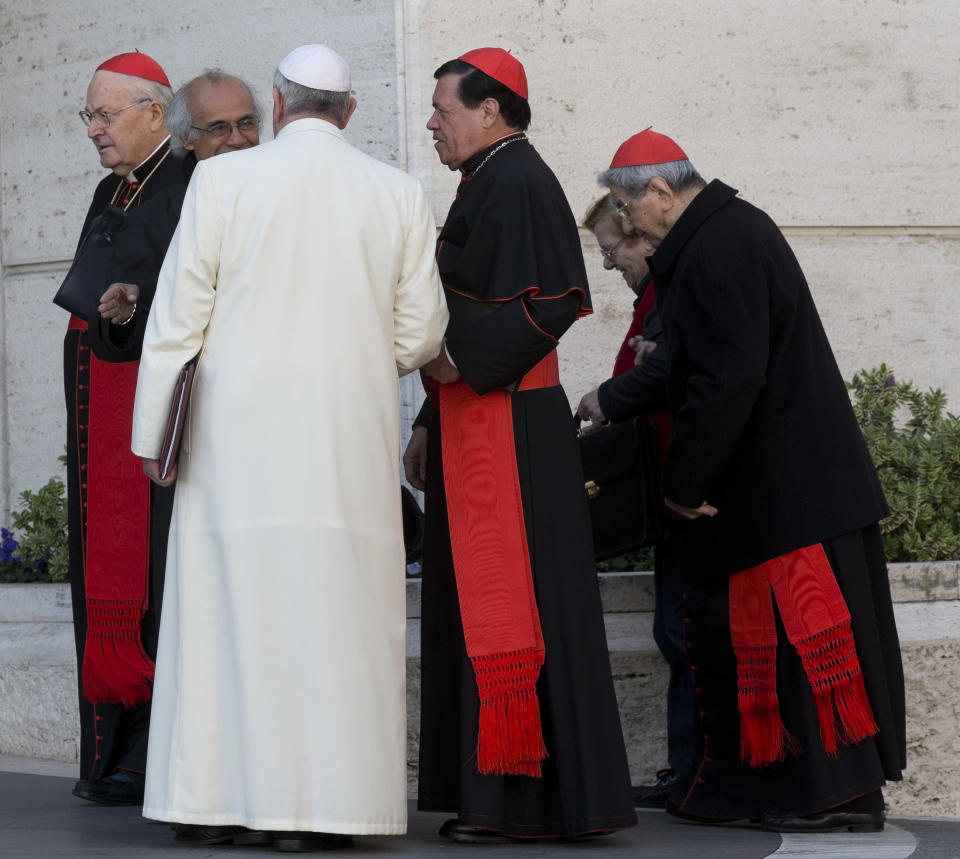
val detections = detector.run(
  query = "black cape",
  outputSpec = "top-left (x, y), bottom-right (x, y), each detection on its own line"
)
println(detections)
top-left (417, 136), bottom-right (636, 836)
top-left (63, 142), bottom-right (189, 781)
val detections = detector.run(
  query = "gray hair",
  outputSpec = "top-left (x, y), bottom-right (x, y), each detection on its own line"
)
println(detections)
top-left (166, 69), bottom-right (261, 157)
top-left (128, 78), bottom-right (173, 113)
top-left (272, 69), bottom-right (352, 123)
top-left (597, 159), bottom-right (706, 196)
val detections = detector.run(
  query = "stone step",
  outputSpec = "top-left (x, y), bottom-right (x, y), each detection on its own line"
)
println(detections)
top-left (2, 564), bottom-right (960, 817)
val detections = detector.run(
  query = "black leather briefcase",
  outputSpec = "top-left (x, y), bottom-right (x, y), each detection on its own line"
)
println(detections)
top-left (577, 416), bottom-right (666, 561)
top-left (53, 204), bottom-right (129, 322)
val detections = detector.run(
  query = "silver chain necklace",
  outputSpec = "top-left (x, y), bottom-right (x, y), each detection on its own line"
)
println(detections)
top-left (468, 135), bottom-right (527, 179)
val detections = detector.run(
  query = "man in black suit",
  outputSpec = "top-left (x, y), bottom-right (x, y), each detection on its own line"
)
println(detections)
top-left (598, 129), bottom-right (905, 833)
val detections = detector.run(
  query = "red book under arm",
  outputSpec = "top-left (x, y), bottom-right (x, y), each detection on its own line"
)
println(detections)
top-left (158, 355), bottom-right (199, 481)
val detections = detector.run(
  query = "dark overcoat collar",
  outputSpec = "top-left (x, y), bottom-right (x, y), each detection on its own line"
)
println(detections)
top-left (648, 180), bottom-right (739, 278)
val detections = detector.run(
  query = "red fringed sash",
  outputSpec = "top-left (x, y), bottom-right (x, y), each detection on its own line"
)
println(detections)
top-left (438, 352), bottom-right (559, 777)
top-left (729, 543), bottom-right (878, 768)
top-left (71, 316), bottom-right (154, 706)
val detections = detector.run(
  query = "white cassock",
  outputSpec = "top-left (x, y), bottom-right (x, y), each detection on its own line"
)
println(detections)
top-left (131, 118), bottom-right (447, 834)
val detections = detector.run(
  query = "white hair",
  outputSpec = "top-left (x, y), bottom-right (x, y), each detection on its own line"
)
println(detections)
top-left (598, 159), bottom-right (706, 195)
top-left (272, 69), bottom-right (351, 123)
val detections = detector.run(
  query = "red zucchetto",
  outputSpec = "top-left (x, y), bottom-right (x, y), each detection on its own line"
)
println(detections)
top-left (458, 47), bottom-right (528, 99)
top-left (609, 128), bottom-right (687, 168)
top-left (96, 51), bottom-right (171, 87)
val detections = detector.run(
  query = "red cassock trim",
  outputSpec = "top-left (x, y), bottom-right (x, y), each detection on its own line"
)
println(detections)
top-left (441, 281), bottom-right (592, 320)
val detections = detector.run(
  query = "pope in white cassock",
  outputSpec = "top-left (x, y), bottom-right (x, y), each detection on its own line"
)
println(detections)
top-left (130, 45), bottom-right (447, 850)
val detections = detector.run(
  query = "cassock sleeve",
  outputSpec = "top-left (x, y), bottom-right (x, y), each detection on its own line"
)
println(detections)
top-left (661, 238), bottom-right (770, 507)
top-left (393, 181), bottom-right (448, 375)
top-left (597, 306), bottom-right (668, 420)
top-left (446, 291), bottom-right (581, 395)
top-left (413, 399), bottom-right (434, 429)
top-left (131, 164), bottom-right (221, 459)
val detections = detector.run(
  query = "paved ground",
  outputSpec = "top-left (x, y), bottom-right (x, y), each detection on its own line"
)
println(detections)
top-left (2, 758), bottom-right (959, 858)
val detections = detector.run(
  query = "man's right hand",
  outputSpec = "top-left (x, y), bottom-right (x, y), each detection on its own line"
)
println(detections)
top-left (403, 426), bottom-right (429, 491)
top-left (421, 342), bottom-right (461, 384)
top-left (98, 282), bottom-right (140, 324)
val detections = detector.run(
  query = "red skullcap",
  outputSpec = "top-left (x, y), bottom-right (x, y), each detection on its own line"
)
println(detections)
top-left (610, 128), bottom-right (687, 168)
top-left (96, 51), bottom-right (171, 88)
top-left (458, 47), bottom-right (528, 99)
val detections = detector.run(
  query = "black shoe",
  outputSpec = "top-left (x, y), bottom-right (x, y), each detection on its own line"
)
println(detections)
top-left (438, 818), bottom-right (510, 844)
top-left (633, 767), bottom-right (682, 808)
top-left (665, 799), bottom-right (740, 825)
top-left (174, 823), bottom-right (267, 844)
top-left (762, 808), bottom-right (884, 833)
top-left (72, 770), bottom-right (145, 806)
top-left (762, 788), bottom-right (885, 834)
top-left (272, 831), bottom-right (354, 852)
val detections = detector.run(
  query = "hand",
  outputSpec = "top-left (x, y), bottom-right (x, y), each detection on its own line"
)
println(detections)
top-left (628, 336), bottom-right (657, 366)
top-left (422, 342), bottom-right (461, 384)
top-left (98, 282), bottom-right (140, 324)
top-left (142, 457), bottom-right (177, 487)
top-left (403, 426), bottom-right (428, 491)
top-left (576, 389), bottom-right (607, 426)
top-left (665, 498), bottom-right (718, 519)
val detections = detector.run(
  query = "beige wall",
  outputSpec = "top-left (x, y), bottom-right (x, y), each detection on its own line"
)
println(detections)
top-left (2, 0), bottom-right (958, 519)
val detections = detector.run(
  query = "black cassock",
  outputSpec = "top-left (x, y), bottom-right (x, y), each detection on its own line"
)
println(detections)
top-left (416, 135), bottom-right (636, 836)
top-left (649, 180), bottom-right (905, 819)
top-left (63, 145), bottom-right (192, 781)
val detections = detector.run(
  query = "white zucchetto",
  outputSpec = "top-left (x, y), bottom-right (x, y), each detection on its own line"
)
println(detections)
top-left (277, 44), bottom-right (351, 92)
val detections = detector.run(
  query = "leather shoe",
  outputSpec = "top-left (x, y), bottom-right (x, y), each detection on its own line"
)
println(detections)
top-left (762, 808), bottom-right (884, 833)
top-left (665, 800), bottom-right (740, 825)
top-left (438, 818), bottom-right (510, 844)
top-left (272, 831), bottom-right (354, 852)
top-left (633, 767), bottom-right (682, 808)
top-left (72, 770), bottom-right (144, 806)
top-left (174, 824), bottom-right (270, 844)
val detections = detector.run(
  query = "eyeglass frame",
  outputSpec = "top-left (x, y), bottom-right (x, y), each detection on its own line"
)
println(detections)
top-left (600, 236), bottom-right (625, 261)
top-left (79, 99), bottom-right (152, 128)
top-left (614, 185), bottom-right (649, 220)
top-left (189, 116), bottom-right (261, 139)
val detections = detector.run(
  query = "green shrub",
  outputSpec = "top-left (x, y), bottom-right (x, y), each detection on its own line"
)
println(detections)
top-left (848, 365), bottom-right (960, 562)
top-left (596, 546), bottom-right (655, 573)
top-left (5, 477), bottom-right (69, 583)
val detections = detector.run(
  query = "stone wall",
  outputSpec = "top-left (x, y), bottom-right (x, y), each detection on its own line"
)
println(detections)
top-left (5, 563), bottom-right (957, 815)
top-left (2, 0), bottom-right (959, 520)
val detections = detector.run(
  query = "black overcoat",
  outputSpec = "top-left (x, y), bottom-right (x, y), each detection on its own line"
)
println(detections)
top-left (649, 180), bottom-right (888, 578)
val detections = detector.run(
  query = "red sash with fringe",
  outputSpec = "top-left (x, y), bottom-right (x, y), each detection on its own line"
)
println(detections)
top-left (729, 543), bottom-right (878, 768)
top-left (69, 315), bottom-right (154, 706)
top-left (438, 351), bottom-right (559, 777)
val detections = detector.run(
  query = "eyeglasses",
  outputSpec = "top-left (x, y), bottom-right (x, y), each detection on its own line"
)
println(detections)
top-left (614, 186), bottom-right (648, 220)
top-left (79, 99), bottom-right (151, 128)
top-left (190, 116), bottom-right (261, 139)
top-left (600, 237), bottom-right (625, 260)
